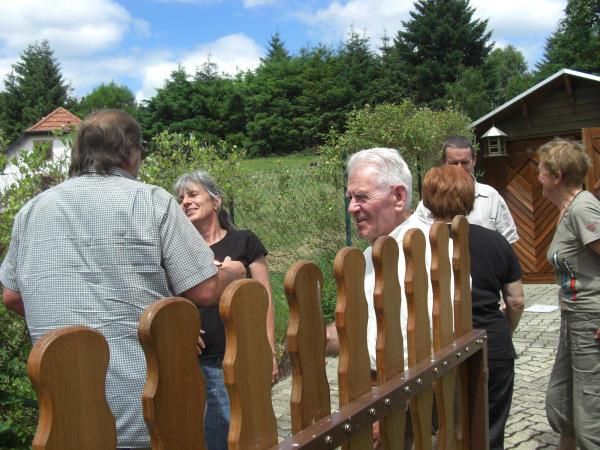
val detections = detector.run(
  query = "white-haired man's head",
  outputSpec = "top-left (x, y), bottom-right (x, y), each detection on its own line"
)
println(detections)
top-left (346, 148), bottom-right (413, 243)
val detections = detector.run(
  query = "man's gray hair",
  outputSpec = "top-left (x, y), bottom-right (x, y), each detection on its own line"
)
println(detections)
top-left (346, 147), bottom-right (412, 205)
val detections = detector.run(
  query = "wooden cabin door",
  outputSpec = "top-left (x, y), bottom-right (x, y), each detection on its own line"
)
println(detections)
top-left (501, 152), bottom-right (557, 282)
top-left (583, 128), bottom-right (600, 191)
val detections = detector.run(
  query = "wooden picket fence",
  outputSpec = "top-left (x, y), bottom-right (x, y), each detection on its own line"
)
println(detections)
top-left (26, 216), bottom-right (488, 450)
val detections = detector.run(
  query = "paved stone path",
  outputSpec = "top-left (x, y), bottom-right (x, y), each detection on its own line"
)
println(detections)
top-left (271, 284), bottom-right (562, 449)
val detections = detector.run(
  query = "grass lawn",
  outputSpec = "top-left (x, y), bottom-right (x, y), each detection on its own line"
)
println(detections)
top-left (239, 152), bottom-right (318, 172)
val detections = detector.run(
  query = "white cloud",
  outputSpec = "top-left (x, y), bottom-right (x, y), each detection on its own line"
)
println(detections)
top-left (472, 0), bottom-right (564, 67)
top-left (297, 0), bottom-right (412, 47)
top-left (135, 34), bottom-right (263, 101)
top-left (156, 0), bottom-right (224, 3)
top-left (472, 0), bottom-right (563, 36)
top-left (0, 0), bottom-right (139, 57)
top-left (243, 0), bottom-right (278, 7)
top-left (297, 0), bottom-right (564, 67)
top-left (0, 0), bottom-right (153, 98)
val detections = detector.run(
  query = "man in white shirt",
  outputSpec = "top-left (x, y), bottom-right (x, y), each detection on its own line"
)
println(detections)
top-left (325, 147), bottom-right (430, 368)
top-left (413, 136), bottom-right (518, 244)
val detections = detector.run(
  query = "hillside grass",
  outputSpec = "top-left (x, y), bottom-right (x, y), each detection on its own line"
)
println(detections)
top-left (232, 152), bottom-right (350, 352)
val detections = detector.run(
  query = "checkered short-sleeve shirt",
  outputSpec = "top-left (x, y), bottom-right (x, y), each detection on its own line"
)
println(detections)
top-left (0, 169), bottom-right (217, 448)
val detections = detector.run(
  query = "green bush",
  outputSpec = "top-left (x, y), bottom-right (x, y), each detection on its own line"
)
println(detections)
top-left (0, 143), bottom-right (69, 450)
top-left (318, 101), bottom-right (474, 206)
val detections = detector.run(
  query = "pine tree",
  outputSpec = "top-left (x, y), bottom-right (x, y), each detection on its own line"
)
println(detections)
top-left (0, 40), bottom-right (72, 145)
top-left (337, 29), bottom-right (380, 109)
top-left (244, 35), bottom-right (303, 155)
top-left (75, 82), bottom-right (137, 119)
top-left (392, 0), bottom-right (493, 107)
top-left (262, 32), bottom-right (290, 63)
top-left (536, 0), bottom-right (600, 77)
top-left (483, 45), bottom-right (535, 107)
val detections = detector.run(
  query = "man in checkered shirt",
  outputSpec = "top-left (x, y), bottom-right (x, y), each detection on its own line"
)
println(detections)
top-left (0, 109), bottom-right (246, 449)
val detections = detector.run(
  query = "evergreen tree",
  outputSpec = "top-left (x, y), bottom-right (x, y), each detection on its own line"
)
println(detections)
top-left (372, 32), bottom-right (408, 105)
top-left (443, 65), bottom-right (492, 120)
top-left (244, 35), bottom-right (303, 155)
top-left (139, 66), bottom-right (196, 139)
top-left (262, 32), bottom-right (289, 62)
top-left (337, 29), bottom-right (380, 110)
top-left (536, 0), bottom-right (600, 76)
top-left (0, 40), bottom-right (72, 145)
top-left (480, 45), bottom-right (537, 108)
top-left (294, 44), bottom-right (348, 149)
top-left (75, 81), bottom-right (137, 118)
top-left (140, 61), bottom-right (243, 147)
top-left (393, 0), bottom-right (493, 107)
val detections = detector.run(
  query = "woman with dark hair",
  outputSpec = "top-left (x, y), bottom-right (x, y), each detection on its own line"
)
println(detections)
top-left (174, 170), bottom-right (277, 450)
top-left (537, 138), bottom-right (600, 450)
top-left (421, 165), bottom-right (525, 450)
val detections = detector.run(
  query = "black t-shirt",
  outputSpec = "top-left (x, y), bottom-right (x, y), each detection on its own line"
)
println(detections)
top-left (200, 229), bottom-right (267, 357)
top-left (469, 224), bottom-right (522, 359)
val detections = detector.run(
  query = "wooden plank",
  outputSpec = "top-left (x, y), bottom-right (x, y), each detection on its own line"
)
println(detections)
top-left (27, 326), bottom-right (116, 450)
top-left (334, 247), bottom-right (373, 450)
top-left (372, 236), bottom-right (406, 450)
top-left (403, 229), bottom-right (433, 450)
top-left (429, 222), bottom-right (457, 450)
top-left (468, 342), bottom-right (489, 450)
top-left (138, 297), bottom-right (207, 450)
top-left (220, 280), bottom-right (278, 450)
top-left (285, 261), bottom-right (331, 433)
top-left (450, 216), bottom-right (472, 450)
top-left (583, 127), bottom-right (600, 190)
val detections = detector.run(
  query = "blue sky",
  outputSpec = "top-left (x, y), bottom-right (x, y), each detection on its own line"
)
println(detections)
top-left (0, 0), bottom-right (566, 102)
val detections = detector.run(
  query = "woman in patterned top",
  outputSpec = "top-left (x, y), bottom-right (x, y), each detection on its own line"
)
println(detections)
top-left (174, 170), bottom-right (277, 450)
top-left (537, 138), bottom-right (600, 450)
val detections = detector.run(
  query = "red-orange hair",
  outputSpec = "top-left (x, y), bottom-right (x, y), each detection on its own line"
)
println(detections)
top-left (422, 165), bottom-right (474, 220)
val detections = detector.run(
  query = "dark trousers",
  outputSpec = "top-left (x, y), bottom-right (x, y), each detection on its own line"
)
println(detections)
top-left (488, 359), bottom-right (515, 450)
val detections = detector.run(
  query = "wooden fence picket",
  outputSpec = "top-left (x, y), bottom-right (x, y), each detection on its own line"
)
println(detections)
top-left (403, 229), bottom-right (434, 450)
top-left (27, 326), bottom-right (116, 450)
top-left (429, 222), bottom-right (457, 450)
top-left (372, 236), bottom-right (406, 450)
top-left (138, 297), bottom-right (207, 450)
top-left (334, 247), bottom-right (373, 450)
top-left (220, 279), bottom-right (278, 450)
top-left (284, 261), bottom-right (331, 433)
top-left (450, 216), bottom-right (474, 450)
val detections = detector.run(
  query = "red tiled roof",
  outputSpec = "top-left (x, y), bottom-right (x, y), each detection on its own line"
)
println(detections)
top-left (26, 107), bottom-right (82, 133)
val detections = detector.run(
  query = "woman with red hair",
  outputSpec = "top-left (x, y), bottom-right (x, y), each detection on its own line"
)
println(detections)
top-left (422, 165), bottom-right (525, 450)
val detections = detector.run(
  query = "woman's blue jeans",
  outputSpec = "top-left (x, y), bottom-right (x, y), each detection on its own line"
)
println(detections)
top-left (201, 356), bottom-right (230, 450)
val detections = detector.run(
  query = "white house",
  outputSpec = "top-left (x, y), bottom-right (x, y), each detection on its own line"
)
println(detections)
top-left (1, 107), bottom-right (81, 191)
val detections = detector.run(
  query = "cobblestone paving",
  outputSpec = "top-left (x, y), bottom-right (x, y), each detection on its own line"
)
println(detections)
top-left (271, 284), bottom-right (562, 449)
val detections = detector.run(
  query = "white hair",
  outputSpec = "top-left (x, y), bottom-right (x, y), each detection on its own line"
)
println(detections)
top-left (346, 147), bottom-right (412, 205)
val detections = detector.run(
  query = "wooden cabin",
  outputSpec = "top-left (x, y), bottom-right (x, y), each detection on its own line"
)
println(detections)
top-left (472, 69), bottom-right (600, 282)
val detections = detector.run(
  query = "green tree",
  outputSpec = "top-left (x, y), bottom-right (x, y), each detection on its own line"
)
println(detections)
top-left (319, 101), bottom-right (473, 200)
top-left (392, 0), bottom-right (493, 107)
top-left (484, 46), bottom-right (535, 106)
top-left (337, 29), bottom-right (380, 110)
top-left (75, 81), bottom-right (138, 118)
top-left (0, 40), bottom-right (73, 145)
top-left (443, 65), bottom-right (492, 120)
top-left (243, 34), bottom-right (304, 155)
top-left (140, 61), bottom-right (245, 149)
top-left (536, 0), bottom-right (600, 76)
top-left (372, 32), bottom-right (408, 105)
top-left (140, 66), bottom-right (196, 139)
top-left (294, 44), bottom-right (348, 149)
